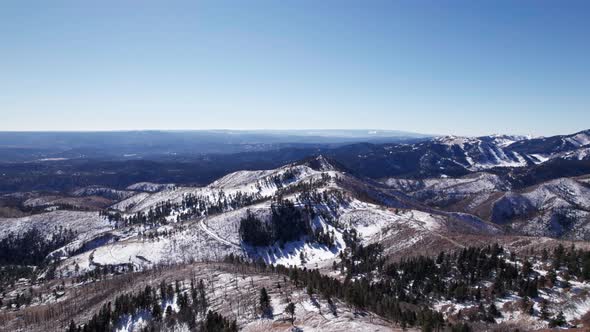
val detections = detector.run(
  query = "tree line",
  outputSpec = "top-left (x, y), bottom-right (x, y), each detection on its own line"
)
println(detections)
top-left (223, 254), bottom-right (448, 331)
top-left (239, 198), bottom-right (337, 248)
top-left (66, 277), bottom-right (237, 332)
top-left (0, 227), bottom-right (76, 266)
top-left (224, 242), bottom-right (590, 331)
top-left (102, 189), bottom-right (266, 229)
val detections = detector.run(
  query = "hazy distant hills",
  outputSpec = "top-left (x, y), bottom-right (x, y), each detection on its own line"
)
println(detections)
top-left (0, 129), bottom-right (431, 162)
top-left (1, 129), bottom-right (589, 193)
top-left (3, 130), bottom-right (590, 331)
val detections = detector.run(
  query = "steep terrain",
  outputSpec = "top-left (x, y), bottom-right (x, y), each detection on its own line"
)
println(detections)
top-left (381, 172), bottom-right (590, 240)
top-left (45, 156), bottom-right (501, 278)
top-left (2, 129), bottom-right (590, 331)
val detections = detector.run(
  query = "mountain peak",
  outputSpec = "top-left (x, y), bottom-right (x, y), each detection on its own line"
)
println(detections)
top-left (295, 154), bottom-right (346, 172)
top-left (301, 155), bottom-right (337, 171)
top-left (433, 135), bottom-right (478, 148)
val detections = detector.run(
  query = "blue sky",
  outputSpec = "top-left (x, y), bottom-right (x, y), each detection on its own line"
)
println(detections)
top-left (1, 1), bottom-right (588, 136)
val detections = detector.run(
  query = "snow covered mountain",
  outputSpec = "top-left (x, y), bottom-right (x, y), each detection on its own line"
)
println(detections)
top-left (63, 159), bottom-right (465, 271)
top-left (0, 135), bottom-right (590, 331)
top-left (3, 131), bottom-right (590, 273)
top-left (488, 178), bottom-right (590, 237)
top-left (509, 129), bottom-right (590, 159)
top-left (0, 132), bottom-right (590, 331)
top-left (3, 153), bottom-right (584, 285)
top-left (311, 130), bottom-right (590, 181)
top-left (0, 156), bottom-right (510, 280)
top-left (381, 171), bottom-right (590, 240)
top-left (429, 135), bottom-right (531, 170)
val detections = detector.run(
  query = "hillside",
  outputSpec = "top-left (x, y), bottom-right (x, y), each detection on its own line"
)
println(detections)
top-left (2, 136), bottom-right (590, 331)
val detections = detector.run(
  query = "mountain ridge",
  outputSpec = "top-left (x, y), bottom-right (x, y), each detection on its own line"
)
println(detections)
top-left (3, 130), bottom-right (590, 331)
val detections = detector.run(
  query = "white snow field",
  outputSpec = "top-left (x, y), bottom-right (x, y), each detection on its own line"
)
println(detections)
top-left (0, 210), bottom-right (112, 241)
top-left (126, 182), bottom-right (176, 192)
top-left (39, 155), bottom-right (504, 278)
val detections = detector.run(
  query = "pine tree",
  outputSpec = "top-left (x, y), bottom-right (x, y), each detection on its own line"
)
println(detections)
top-left (165, 305), bottom-right (175, 327)
top-left (285, 302), bottom-right (296, 324)
top-left (549, 311), bottom-right (566, 327)
top-left (540, 299), bottom-right (550, 320)
top-left (152, 303), bottom-right (162, 322)
top-left (66, 320), bottom-right (78, 332)
top-left (488, 303), bottom-right (501, 318)
top-left (259, 287), bottom-right (271, 316)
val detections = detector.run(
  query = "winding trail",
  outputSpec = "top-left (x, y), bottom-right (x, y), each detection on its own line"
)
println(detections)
top-left (198, 218), bottom-right (242, 249)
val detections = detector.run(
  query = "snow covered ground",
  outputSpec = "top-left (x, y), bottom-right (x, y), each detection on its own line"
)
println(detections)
top-left (71, 186), bottom-right (136, 200)
top-left (486, 178), bottom-right (590, 238)
top-left (0, 210), bottom-right (112, 241)
top-left (382, 172), bottom-right (509, 195)
top-left (126, 182), bottom-right (176, 192)
top-left (433, 258), bottom-right (590, 330)
top-left (433, 135), bottom-right (529, 170)
top-left (5, 152), bottom-right (590, 331)
top-left (47, 155), bottom-right (506, 278)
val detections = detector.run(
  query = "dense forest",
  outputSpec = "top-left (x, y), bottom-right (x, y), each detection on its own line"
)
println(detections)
top-left (224, 242), bottom-right (590, 331)
top-left (0, 227), bottom-right (76, 309)
top-left (3, 241), bottom-right (589, 331)
top-left (101, 189), bottom-right (266, 229)
top-left (0, 227), bottom-right (76, 266)
top-left (223, 253), bottom-right (448, 331)
top-left (66, 278), bottom-right (237, 332)
top-left (337, 228), bottom-right (385, 276)
top-left (238, 198), bottom-right (337, 248)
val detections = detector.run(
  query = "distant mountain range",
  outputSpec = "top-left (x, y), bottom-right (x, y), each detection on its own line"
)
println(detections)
top-left (0, 129), bottom-right (431, 162)
top-left (3, 129), bottom-right (590, 331)
top-left (1, 129), bottom-right (589, 193)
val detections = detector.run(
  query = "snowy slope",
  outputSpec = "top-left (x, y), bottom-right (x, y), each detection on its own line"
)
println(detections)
top-left (382, 172), bottom-right (510, 194)
top-left (422, 131), bottom-right (590, 171)
top-left (559, 147), bottom-right (590, 161)
top-left (126, 182), bottom-right (176, 192)
top-left (491, 178), bottom-right (590, 219)
top-left (60, 182), bottom-right (499, 276)
top-left (7, 154), bottom-right (584, 283)
top-left (432, 135), bottom-right (530, 170)
top-left (0, 210), bottom-right (112, 241)
top-left (72, 186), bottom-right (136, 200)
top-left (117, 159), bottom-right (339, 214)
top-left (208, 161), bottom-right (338, 196)
top-left (58, 219), bottom-right (243, 276)
top-left (565, 131), bottom-right (590, 147)
top-left (488, 134), bottom-right (532, 147)
top-left (487, 178), bottom-right (590, 238)
top-left (110, 192), bottom-right (152, 211)
top-left (47, 156), bottom-right (507, 276)
top-left (0, 210), bottom-right (118, 265)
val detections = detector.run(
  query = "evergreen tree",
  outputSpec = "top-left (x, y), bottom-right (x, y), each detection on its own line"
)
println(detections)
top-left (488, 303), bottom-right (501, 318)
top-left (549, 311), bottom-right (566, 327)
top-left (259, 287), bottom-right (271, 316)
top-left (539, 299), bottom-right (550, 320)
top-left (66, 320), bottom-right (78, 332)
top-left (152, 303), bottom-right (162, 322)
top-left (285, 301), bottom-right (296, 324)
top-left (165, 305), bottom-right (175, 327)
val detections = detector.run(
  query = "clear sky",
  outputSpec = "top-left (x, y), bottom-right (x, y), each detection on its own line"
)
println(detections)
top-left (1, 0), bottom-right (588, 136)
